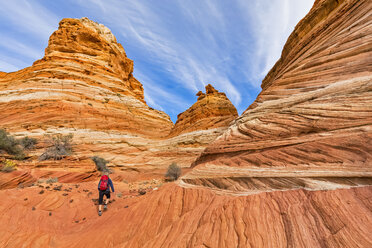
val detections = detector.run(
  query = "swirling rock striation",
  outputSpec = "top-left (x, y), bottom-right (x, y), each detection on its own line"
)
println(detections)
top-left (0, 1), bottom-right (371, 247)
top-left (192, 0), bottom-right (372, 174)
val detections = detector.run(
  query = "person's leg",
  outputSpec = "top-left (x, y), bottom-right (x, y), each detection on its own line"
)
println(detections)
top-left (104, 192), bottom-right (110, 209)
top-left (98, 191), bottom-right (104, 215)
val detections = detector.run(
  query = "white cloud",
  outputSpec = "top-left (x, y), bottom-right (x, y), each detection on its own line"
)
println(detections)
top-left (0, 60), bottom-right (19, 72)
top-left (73, 0), bottom-right (243, 105)
top-left (0, 1), bottom-right (59, 38)
top-left (0, 36), bottom-right (42, 60)
top-left (239, 0), bottom-right (313, 85)
top-left (0, 0), bottom-right (314, 118)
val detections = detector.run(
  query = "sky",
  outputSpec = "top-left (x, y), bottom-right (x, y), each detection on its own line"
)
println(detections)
top-left (0, 0), bottom-right (314, 122)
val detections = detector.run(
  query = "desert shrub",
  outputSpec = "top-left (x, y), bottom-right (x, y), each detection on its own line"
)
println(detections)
top-left (165, 162), bottom-right (181, 181)
top-left (19, 136), bottom-right (38, 150)
top-left (0, 129), bottom-right (25, 160)
top-left (46, 177), bottom-right (59, 184)
top-left (91, 156), bottom-right (109, 172)
top-left (1, 159), bottom-right (17, 173)
top-left (39, 134), bottom-right (73, 161)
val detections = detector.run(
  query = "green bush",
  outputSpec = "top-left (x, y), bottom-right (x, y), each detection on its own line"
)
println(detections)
top-left (39, 134), bottom-right (73, 161)
top-left (19, 136), bottom-right (38, 150)
top-left (91, 156), bottom-right (109, 172)
top-left (0, 129), bottom-right (25, 160)
top-left (165, 162), bottom-right (181, 181)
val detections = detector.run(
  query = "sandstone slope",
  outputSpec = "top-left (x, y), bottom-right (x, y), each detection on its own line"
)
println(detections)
top-left (0, 182), bottom-right (371, 247)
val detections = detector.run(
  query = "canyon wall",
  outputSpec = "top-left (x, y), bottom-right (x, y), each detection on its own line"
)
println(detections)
top-left (191, 0), bottom-right (372, 174)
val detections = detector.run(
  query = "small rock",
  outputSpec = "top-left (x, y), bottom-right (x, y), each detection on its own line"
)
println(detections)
top-left (62, 193), bottom-right (68, 196)
top-left (138, 189), bottom-right (146, 195)
top-left (124, 205), bottom-right (129, 208)
top-left (24, 198), bottom-right (28, 201)
top-left (69, 199), bottom-right (74, 203)
top-left (75, 220), bottom-right (79, 223)
top-left (39, 190), bottom-right (45, 194)
top-left (83, 217), bottom-right (86, 221)
top-left (32, 207), bottom-right (36, 211)
top-left (53, 185), bottom-right (62, 191)
top-left (49, 212), bottom-right (52, 216)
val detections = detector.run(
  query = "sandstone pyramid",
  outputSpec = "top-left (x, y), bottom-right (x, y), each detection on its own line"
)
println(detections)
top-left (169, 84), bottom-right (238, 137)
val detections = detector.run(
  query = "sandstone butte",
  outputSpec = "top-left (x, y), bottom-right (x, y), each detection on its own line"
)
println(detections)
top-left (1, 0), bottom-right (372, 247)
top-left (0, 17), bottom-right (237, 179)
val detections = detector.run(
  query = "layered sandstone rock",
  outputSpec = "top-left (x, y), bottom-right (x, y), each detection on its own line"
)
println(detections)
top-left (176, 0), bottom-right (372, 246)
top-left (1, 0), bottom-right (372, 247)
top-left (191, 0), bottom-right (372, 175)
top-left (0, 18), bottom-right (172, 138)
top-left (169, 84), bottom-right (238, 137)
top-left (0, 18), bottom-right (236, 174)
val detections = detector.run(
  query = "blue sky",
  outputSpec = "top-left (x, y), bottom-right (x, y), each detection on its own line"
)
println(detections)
top-left (0, 0), bottom-right (313, 122)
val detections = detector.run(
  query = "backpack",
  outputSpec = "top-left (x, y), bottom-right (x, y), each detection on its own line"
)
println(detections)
top-left (99, 175), bottom-right (109, 191)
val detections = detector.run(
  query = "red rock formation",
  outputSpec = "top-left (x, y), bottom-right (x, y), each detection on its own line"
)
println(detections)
top-left (169, 84), bottom-right (238, 137)
top-left (0, 18), bottom-right (172, 138)
top-left (193, 0), bottom-right (372, 172)
top-left (0, 18), bottom-right (237, 173)
top-left (1, 0), bottom-right (371, 247)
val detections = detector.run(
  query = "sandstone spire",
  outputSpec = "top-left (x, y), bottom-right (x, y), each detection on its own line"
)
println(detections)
top-left (169, 84), bottom-right (238, 136)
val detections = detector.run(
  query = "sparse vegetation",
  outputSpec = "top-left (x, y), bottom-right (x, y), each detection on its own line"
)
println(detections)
top-left (39, 134), bottom-right (73, 161)
top-left (0, 129), bottom-right (25, 160)
top-left (46, 177), bottom-right (59, 184)
top-left (19, 136), bottom-right (38, 150)
top-left (91, 156), bottom-right (109, 172)
top-left (165, 162), bottom-right (181, 181)
top-left (1, 159), bottom-right (17, 173)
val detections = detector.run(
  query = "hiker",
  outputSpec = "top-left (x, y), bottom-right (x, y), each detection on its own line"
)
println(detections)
top-left (97, 171), bottom-right (114, 216)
